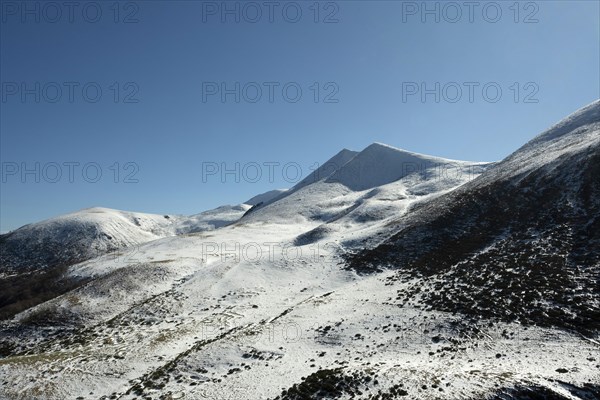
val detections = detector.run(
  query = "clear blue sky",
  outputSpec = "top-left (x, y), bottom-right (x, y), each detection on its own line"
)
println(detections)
top-left (1, 0), bottom-right (599, 232)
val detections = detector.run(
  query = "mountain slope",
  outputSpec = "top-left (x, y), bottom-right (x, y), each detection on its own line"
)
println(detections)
top-left (0, 204), bottom-right (251, 320)
top-left (293, 148), bottom-right (359, 192)
top-left (244, 148), bottom-right (359, 215)
top-left (243, 143), bottom-right (491, 230)
top-left (244, 189), bottom-right (288, 206)
top-left (348, 100), bottom-right (600, 335)
top-left (173, 204), bottom-right (250, 234)
top-left (0, 207), bottom-right (179, 274)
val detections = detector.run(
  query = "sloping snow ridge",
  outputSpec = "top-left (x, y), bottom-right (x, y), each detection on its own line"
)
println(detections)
top-left (327, 142), bottom-right (479, 191)
top-left (476, 99), bottom-right (600, 186)
top-left (244, 190), bottom-right (288, 206)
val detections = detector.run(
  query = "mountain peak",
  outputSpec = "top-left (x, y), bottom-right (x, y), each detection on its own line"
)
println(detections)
top-left (362, 142), bottom-right (435, 160)
top-left (326, 142), bottom-right (472, 191)
top-left (365, 142), bottom-right (400, 151)
top-left (362, 142), bottom-right (412, 154)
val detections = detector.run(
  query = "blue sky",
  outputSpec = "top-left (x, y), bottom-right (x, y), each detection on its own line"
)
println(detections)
top-left (1, 0), bottom-right (599, 232)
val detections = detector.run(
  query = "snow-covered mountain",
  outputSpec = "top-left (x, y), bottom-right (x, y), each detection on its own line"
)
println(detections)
top-left (0, 101), bottom-right (599, 400)
top-left (0, 207), bottom-right (180, 274)
top-left (326, 142), bottom-right (479, 191)
top-left (245, 143), bottom-right (490, 231)
top-left (0, 205), bottom-right (254, 275)
top-left (348, 100), bottom-right (600, 334)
